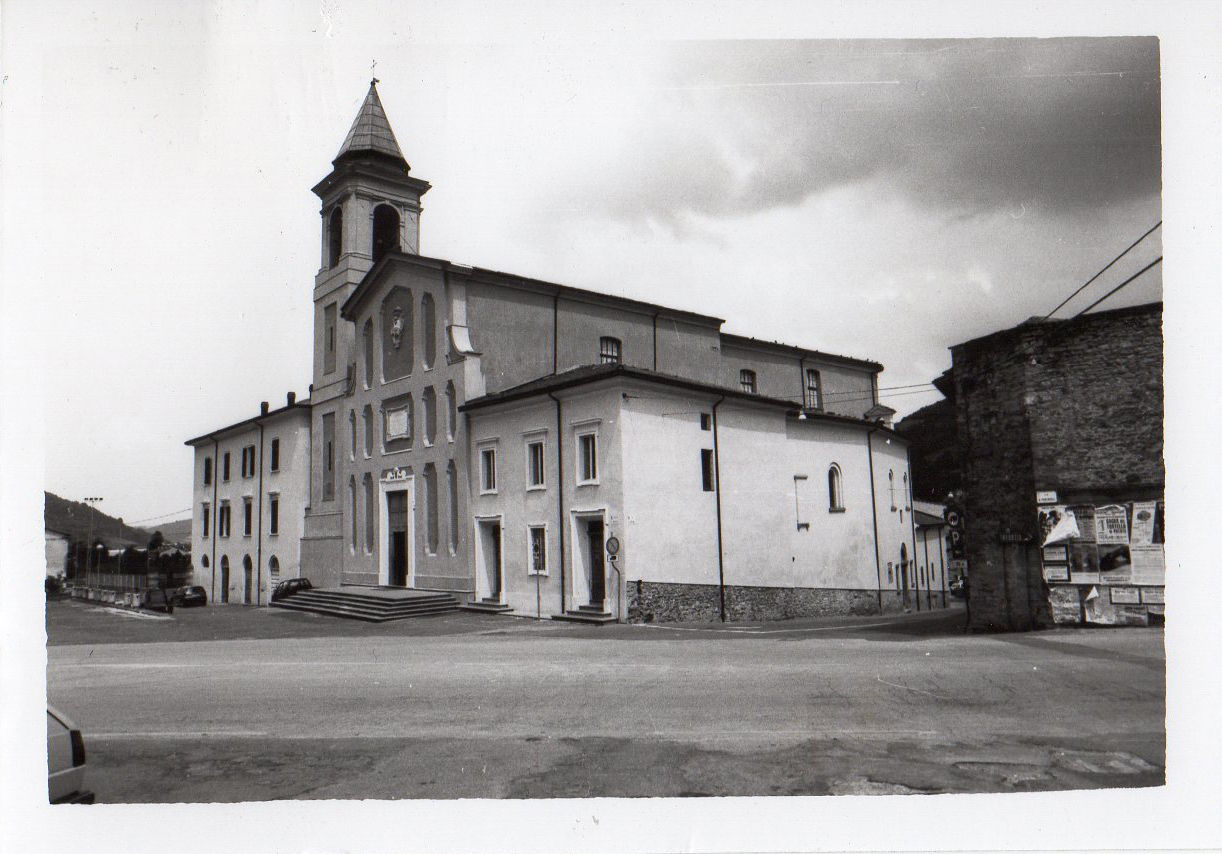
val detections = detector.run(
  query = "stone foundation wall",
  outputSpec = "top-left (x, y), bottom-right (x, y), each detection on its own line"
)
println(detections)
top-left (299, 534), bottom-right (342, 589)
top-left (626, 581), bottom-right (919, 624)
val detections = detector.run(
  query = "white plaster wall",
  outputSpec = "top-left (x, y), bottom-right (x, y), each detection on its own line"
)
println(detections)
top-left (466, 384), bottom-right (625, 616)
top-left (869, 434), bottom-right (918, 595)
top-left (621, 390), bottom-right (898, 593)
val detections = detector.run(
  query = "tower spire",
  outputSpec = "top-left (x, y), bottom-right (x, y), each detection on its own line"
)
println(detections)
top-left (334, 78), bottom-right (407, 169)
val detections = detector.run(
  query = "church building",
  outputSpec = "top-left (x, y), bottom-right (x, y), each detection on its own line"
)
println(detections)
top-left (189, 81), bottom-right (937, 622)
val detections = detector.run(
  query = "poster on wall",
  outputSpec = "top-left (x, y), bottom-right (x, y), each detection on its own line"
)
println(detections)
top-left (1042, 545), bottom-right (1068, 562)
top-left (1130, 501), bottom-right (1157, 546)
top-left (1043, 564), bottom-right (1070, 582)
top-left (1069, 505), bottom-right (1096, 543)
top-left (1131, 544), bottom-right (1166, 585)
top-left (1098, 543), bottom-right (1133, 583)
top-left (1110, 586), bottom-right (1141, 604)
top-left (1038, 506), bottom-right (1079, 546)
top-left (1094, 504), bottom-right (1130, 545)
top-left (1069, 542), bottom-right (1100, 585)
top-left (1141, 587), bottom-right (1165, 605)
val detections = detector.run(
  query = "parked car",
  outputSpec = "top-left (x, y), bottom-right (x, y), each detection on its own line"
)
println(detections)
top-left (949, 576), bottom-right (968, 599)
top-left (171, 585), bottom-right (207, 607)
top-left (271, 577), bottom-right (313, 601)
top-left (139, 588), bottom-right (174, 613)
top-left (48, 706), bottom-right (94, 804)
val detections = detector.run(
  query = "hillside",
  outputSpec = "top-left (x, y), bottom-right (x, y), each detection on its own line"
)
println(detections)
top-left (44, 492), bottom-right (151, 547)
top-left (894, 397), bottom-right (962, 503)
top-left (150, 517), bottom-right (192, 545)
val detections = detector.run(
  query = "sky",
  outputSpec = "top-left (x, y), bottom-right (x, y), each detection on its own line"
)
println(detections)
top-left (9, 4), bottom-right (1164, 526)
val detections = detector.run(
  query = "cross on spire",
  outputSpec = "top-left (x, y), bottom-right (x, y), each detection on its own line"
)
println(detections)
top-left (371, 59), bottom-right (378, 86)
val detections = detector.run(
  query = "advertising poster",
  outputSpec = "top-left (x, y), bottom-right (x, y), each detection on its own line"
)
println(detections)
top-left (1069, 542), bottom-right (1100, 585)
top-left (1042, 545), bottom-right (1068, 562)
top-left (1141, 586), bottom-right (1165, 605)
top-left (1043, 564), bottom-right (1070, 582)
top-left (1098, 543), bottom-right (1133, 583)
top-left (1110, 586), bottom-right (1141, 604)
top-left (1131, 544), bottom-right (1166, 585)
top-left (1130, 501), bottom-right (1157, 545)
top-left (1069, 505), bottom-right (1096, 543)
top-left (1038, 505), bottom-right (1078, 546)
top-left (1094, 504), bottom-right (1130, 545)
top-left (1048, 586), bottom-right (1082, 624)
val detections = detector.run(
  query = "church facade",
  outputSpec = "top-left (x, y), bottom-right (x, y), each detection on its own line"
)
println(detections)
top-left (189, 82), bottom-right (939, 621)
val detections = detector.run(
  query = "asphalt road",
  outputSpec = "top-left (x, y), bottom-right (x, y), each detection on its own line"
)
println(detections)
top-left (45, 600), bottom-right (1165, 800)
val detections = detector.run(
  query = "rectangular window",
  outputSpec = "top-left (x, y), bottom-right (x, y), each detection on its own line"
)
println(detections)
top-left (203, 458), bottom-right (213, 486)
top-left (529, 526), bottom-right (547, 575)
top-left (599, 336), bottom-right (622, 365)
top-left (242, 445), bottom-right (256, 478)
top-left (700, 413), bottom-right (711, 431)
top-left (324, 303), bottom-right (337, 375)
top-left (220, 503), bottom-right (231, 538)
top-left (243, 498), bottom-right (252, 537)
top-left (740, 369), bottom-right (757, 394)
top-left (578, 432), bottom-right (598, 484)
top-left (805, 368), bottom-right (822, 410)
top-left (269, 494), bottom-right (279, 536)
top-left (701, 449), bottom-right (715, 492)
top-left (480, 447), bottom-right (497, 494)
top-left (222, 452), bottom-right (231, 482)
top-left (363, 406), bottom-right (373, 458)
top-left (527, 439), bottom-right (546, 489)
top-left (322, 413), bottom-right (335, 501)
top-left (794, 474), bottom-right (810, 531)
top-left (270, 438), bottom-right (280, 472)
top-left (202, 504), bottom-right (210, 537)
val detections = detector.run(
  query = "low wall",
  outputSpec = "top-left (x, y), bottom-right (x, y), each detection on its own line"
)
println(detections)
top-left (626, 581), bottom-right (915, 623)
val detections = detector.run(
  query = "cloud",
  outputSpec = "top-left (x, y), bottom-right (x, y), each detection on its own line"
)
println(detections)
top-left (553, 38), bottom-right (1161, 225)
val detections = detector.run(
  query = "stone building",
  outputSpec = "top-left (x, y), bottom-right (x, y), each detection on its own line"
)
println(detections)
top-left (186, 81), bottom-right (942, 621)
top-left (943, 302), bottom-right (1164, 630)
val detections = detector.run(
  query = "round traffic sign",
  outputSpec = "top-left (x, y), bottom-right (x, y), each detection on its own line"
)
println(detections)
top-left (605, 536), bottom-right (620, 556)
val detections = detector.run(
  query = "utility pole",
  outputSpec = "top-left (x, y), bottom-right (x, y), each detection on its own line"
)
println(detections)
top-left (83, 497), bottom-right (103, 589)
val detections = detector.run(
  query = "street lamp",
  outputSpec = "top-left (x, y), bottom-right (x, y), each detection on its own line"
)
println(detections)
top-left (83, 497), bottom-right (103, 589)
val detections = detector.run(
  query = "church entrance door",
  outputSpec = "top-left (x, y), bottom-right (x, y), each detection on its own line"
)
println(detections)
top-left (387, 490), bottom-right (409, 587)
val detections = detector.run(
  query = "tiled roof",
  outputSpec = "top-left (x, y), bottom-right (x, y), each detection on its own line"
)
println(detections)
top-left (334, 81), bottom-right (407, 165)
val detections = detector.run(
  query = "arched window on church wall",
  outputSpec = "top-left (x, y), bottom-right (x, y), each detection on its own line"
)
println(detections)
top-left (447, 460), bottom-right (459, 554)
top-left (328, 206), bottom-right (343, 268)
top-left (423, 386), bottom-right (437, 446)
top-left (423, 463), bottom-right (439, 555)
top-left (372, 204), bottom-right (400, 263)
top-left (421, 293), bottom-right (437, 369)
top-left (362, 319), bottom-right (373, 389)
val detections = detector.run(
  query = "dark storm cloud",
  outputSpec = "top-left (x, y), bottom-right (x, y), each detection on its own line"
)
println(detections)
top-left (573, 38), bottom-right (1161, 223)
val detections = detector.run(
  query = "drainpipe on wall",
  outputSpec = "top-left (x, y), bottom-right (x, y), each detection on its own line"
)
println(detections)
top-left (548, 393), bottom-right (566, 615)
top-left (798, 356), bottom-right (807, 408)
top-left (552, 294), bottom-right (560, 375)
top-left (866, 423), bottom-right (884, 613)
top-left (256, 418), bottom-right (266, 607)
top-left (906, 449), bottom-right (921, 613)
top-left (711, 396), bottom-right (727, 623)
top-left (211, 437), bottom-right (220, 605)
top-left (652, 312), bottom-right (659, 371)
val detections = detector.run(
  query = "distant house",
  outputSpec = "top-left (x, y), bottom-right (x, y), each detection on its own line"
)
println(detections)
top-left (45, 527), bottom-right (70, 578)
top-left (911, 501), bottom-right (950, 608)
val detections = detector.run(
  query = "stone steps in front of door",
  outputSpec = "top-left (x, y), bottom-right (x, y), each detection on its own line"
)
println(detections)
top-left (459, 598), bottom-right (514, 615)
top-left (269, 587), bottom-right (459, 622)
top-left (551, 608), bottom-right (616, 625)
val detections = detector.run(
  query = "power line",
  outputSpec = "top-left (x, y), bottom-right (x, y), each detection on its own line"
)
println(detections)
top-left (1043, 221), bottom-right (1161, 319)
top-left (1072, 256), bottom-right (1162, 318)
top-left (128, 508), bottom-right (193, 525)
top-left (823, 381), bottom-right (935, 398)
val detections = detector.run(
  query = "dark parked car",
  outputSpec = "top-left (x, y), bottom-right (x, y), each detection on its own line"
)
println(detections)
top-left (139, 588), bottom-right (174, 613)
top-left (271, 577), bottom-right (313, 601)
top-left (949, 576), bottom-right (968, 599)
top-left (171, 585), bottom-right (207, 607)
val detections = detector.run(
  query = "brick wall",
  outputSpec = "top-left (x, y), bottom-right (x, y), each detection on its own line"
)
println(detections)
top-left (951, 303), bottom-right (1163, 631)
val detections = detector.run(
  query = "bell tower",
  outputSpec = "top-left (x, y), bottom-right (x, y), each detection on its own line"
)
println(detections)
top-left (301, 81), bottom-right (431, 577)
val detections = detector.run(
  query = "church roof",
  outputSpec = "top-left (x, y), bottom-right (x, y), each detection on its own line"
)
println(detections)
top-left (334, 81), bottom-right (408, 167)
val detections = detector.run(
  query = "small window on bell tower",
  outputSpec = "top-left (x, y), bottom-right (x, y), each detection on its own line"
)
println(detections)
top-left (372, 204), bottom-right (400, 263)
top-left (328, 206), bottom-right (343, 268)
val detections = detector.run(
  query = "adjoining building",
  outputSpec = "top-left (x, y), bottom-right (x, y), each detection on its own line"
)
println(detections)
top-left (942, 302), bottom-right (1164, 630)
top-left (186, 81), bottom-right (945, 621)
top-left (45, 527), bottom-right (70, 578)
top-left (185, 395), bottom-right (310, 605)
